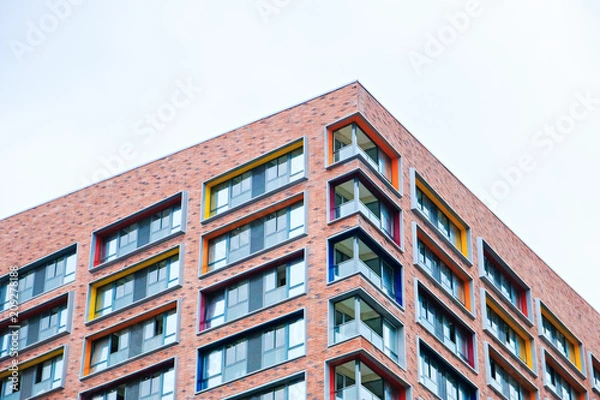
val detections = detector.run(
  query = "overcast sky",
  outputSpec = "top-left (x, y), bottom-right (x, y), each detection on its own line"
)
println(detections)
top-left (1, 0), bottom-right (599, 311)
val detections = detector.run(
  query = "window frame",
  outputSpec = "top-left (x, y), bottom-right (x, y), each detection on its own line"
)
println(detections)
top-left (417, 339), bottom-right (478, 400)
top-left (542, 349), bottom-right (586, 400)
top-left (86, 246), bottom-right (183, 323)
top-left (79, 358), bottom-right (177, 400)
top-left (327, 227), bottom-right (404, 307)
top-left (222, 372), bottom-right (306, 400)
top-left (202, 138), bottom-right (307, 221)
top-left (477, 238), bottom-right (533, 324)
top-left (328, 170), bottom-right (403, 247)
top-left (201, 193), bottom-right (306, 275)
top-left (328, 288), bottom-right (406, 367)
top-left (90, 192), bottom-right (187, 270)
top-left (199, 253), bottom-right (307, 332)
top-left (415, 281), bottom-right (477, 370)
top-left (484, 343), bottom-right (537, 400)
top-left (196, 311), bottom-right (306, 393)
top-left (410, 168), bottom-right (472, 263)
top-left (482, 291), bottom-right (537, 374)
top-left (325, 112), bottom-right (402, 194)
top-left (82, 301), bottom-right (180, 378)
top-left (0, 346), bottom-right (67, 399)
top-left (412, 223), bottom-right (474, 315)
top-left (537, 301), bottom-right (585, 376)
top-left (0, 244), bottom-right (77, 312)
top-left (0, 293), bottom-right (73, 362)
top-left (325, 352), bottom-right (409, 400)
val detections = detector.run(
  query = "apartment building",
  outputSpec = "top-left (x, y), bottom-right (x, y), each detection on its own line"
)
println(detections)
top-left (0, 82), bottom-right (599, 400)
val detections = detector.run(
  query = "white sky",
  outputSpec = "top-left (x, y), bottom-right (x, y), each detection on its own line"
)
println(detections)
top-left (1, 0), bottom-right (599, 312)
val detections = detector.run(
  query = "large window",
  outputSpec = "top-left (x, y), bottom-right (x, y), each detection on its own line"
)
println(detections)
top-left (198, 314), bottom-right (305, 391)
top-left (202, 257), bottom-right (305, 330)
top-left (0, 246), bottom-right (76, 310)
top-left (545, 364), bottom-right (576, 400)
top-left (332, 359), bottom-right (402, 400)
top-left (593, 359), bottom-right (600, 392)
top-left (416, 239), bottom-right (469, 308)
top-left (84, 364), bottom-right (175, 400)
top-left (231, 375), bottom-right (306, 400)
top-left (92, 194), bottom-right (184, 267)
top-left (207, 145), bottom-right (305, 217)
top-left (330, 122), bottom-right (393, 183)
top-left (332, 294), bottom-right (402, 363)
top-left (488, 358), bottom-right (528, 400)
top-left (484, 301), bottom-right (533, 369)
top-left (419, 343), bottom-right (477, 400)
top-left (540, 306), bottom-right (582, 371)
top-left (482, 251), bottom-right (529, 317)
top-left (90, 250), bottom-right (180, 320)
top-left (86, 309), bottom-right (177, 375)
top-left (328, 229), bottom-right (403, 305)
top-left (205, 201), bottom-right (305, 272)
top-left (0, 350), bottom-right (65, 399)
top-left (412, 171), bottom-right (469, 258)
top-left (418, 288), bottom-right (475, 366)
top-left (0, 298), bottom-right (69, 358)
top-left (330, 174), bottom-right (401, 244)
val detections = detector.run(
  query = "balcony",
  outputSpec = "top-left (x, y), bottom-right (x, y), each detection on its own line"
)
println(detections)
top-left (331, 236), bottom-right (396, 300)
top-left (332, 123), bottom-right (391, 181)
top-left (333, 296), bottom-right (398, 362)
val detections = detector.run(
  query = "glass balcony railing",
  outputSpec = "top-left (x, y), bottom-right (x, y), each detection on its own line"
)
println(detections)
top-left (334, 259), bottom-right (383, 290)
top-left (335, 385), bottom-right (383, 400)
top-left (333, 320), bottom-right (396, 362)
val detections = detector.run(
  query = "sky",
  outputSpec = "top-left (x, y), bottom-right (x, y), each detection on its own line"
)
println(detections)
top-left (1, 0), bottom-right (599, 311)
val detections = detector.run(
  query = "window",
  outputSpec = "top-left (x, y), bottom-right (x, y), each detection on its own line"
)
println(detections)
top-left (198, 315), bottom-right (305, 391)
top-left (328, 118), bottom-right (398, 187)
top-left (419, 343), bottom-right (477, 400)
top-left (0, 247), bottom-right (76, 310)
top-left (202, 257), bottom-right (305, 330)
top-left (91, 251), bottom-right (180, 320)
top-left (205, 142), bottom-right (305, 218)
top-left (85, 365), bottom-right (175, 400)
top-left (488, 358), bottom-right (528, 400)
top-left (328, 229), bottom-right (403, 305)
top-left (330, 174), bottom-right (401, 244)
top-left (416, 239), bottom-right (469, 307)
top-left (92, 194), bottom-right (185, 267)
top-left (0, 299), bottom-right (69, 358)
top-left (332, 359), bottom-right (402, 400)
top-left (86, 309), bottom-right (177, 375)
top-left (479, 241), bottom-right (530, 318)
top-left (205, 201), bottom-right (305, 272)
top-left (545, 364), bottom-right (576, 400)
top-left (232, 375), bottom-right (306, 400)
top-left (592, 361), bottom-right (600, 391)
top-left (418, 288), bottom-right (475, 366)
top-left (0, 350), bottom-right (65, 399)
top-left (332, 294), bottom-right (402, 363)
top-left (484, 301), bottom-right (533, 369)
top-left (412, 172), bottom-right (469, 258)
top-left (540, 306), bottom-right (582, 371)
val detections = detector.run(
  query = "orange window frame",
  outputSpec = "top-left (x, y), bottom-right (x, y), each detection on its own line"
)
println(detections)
top-left (415, 179), bottom-right (468, 256)
top-left (486, 298), bottom-right (534, 369)
top-left (417, 230), bottom-right (472, 311)
top-left (326, 114), bottom-right (400, 190)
